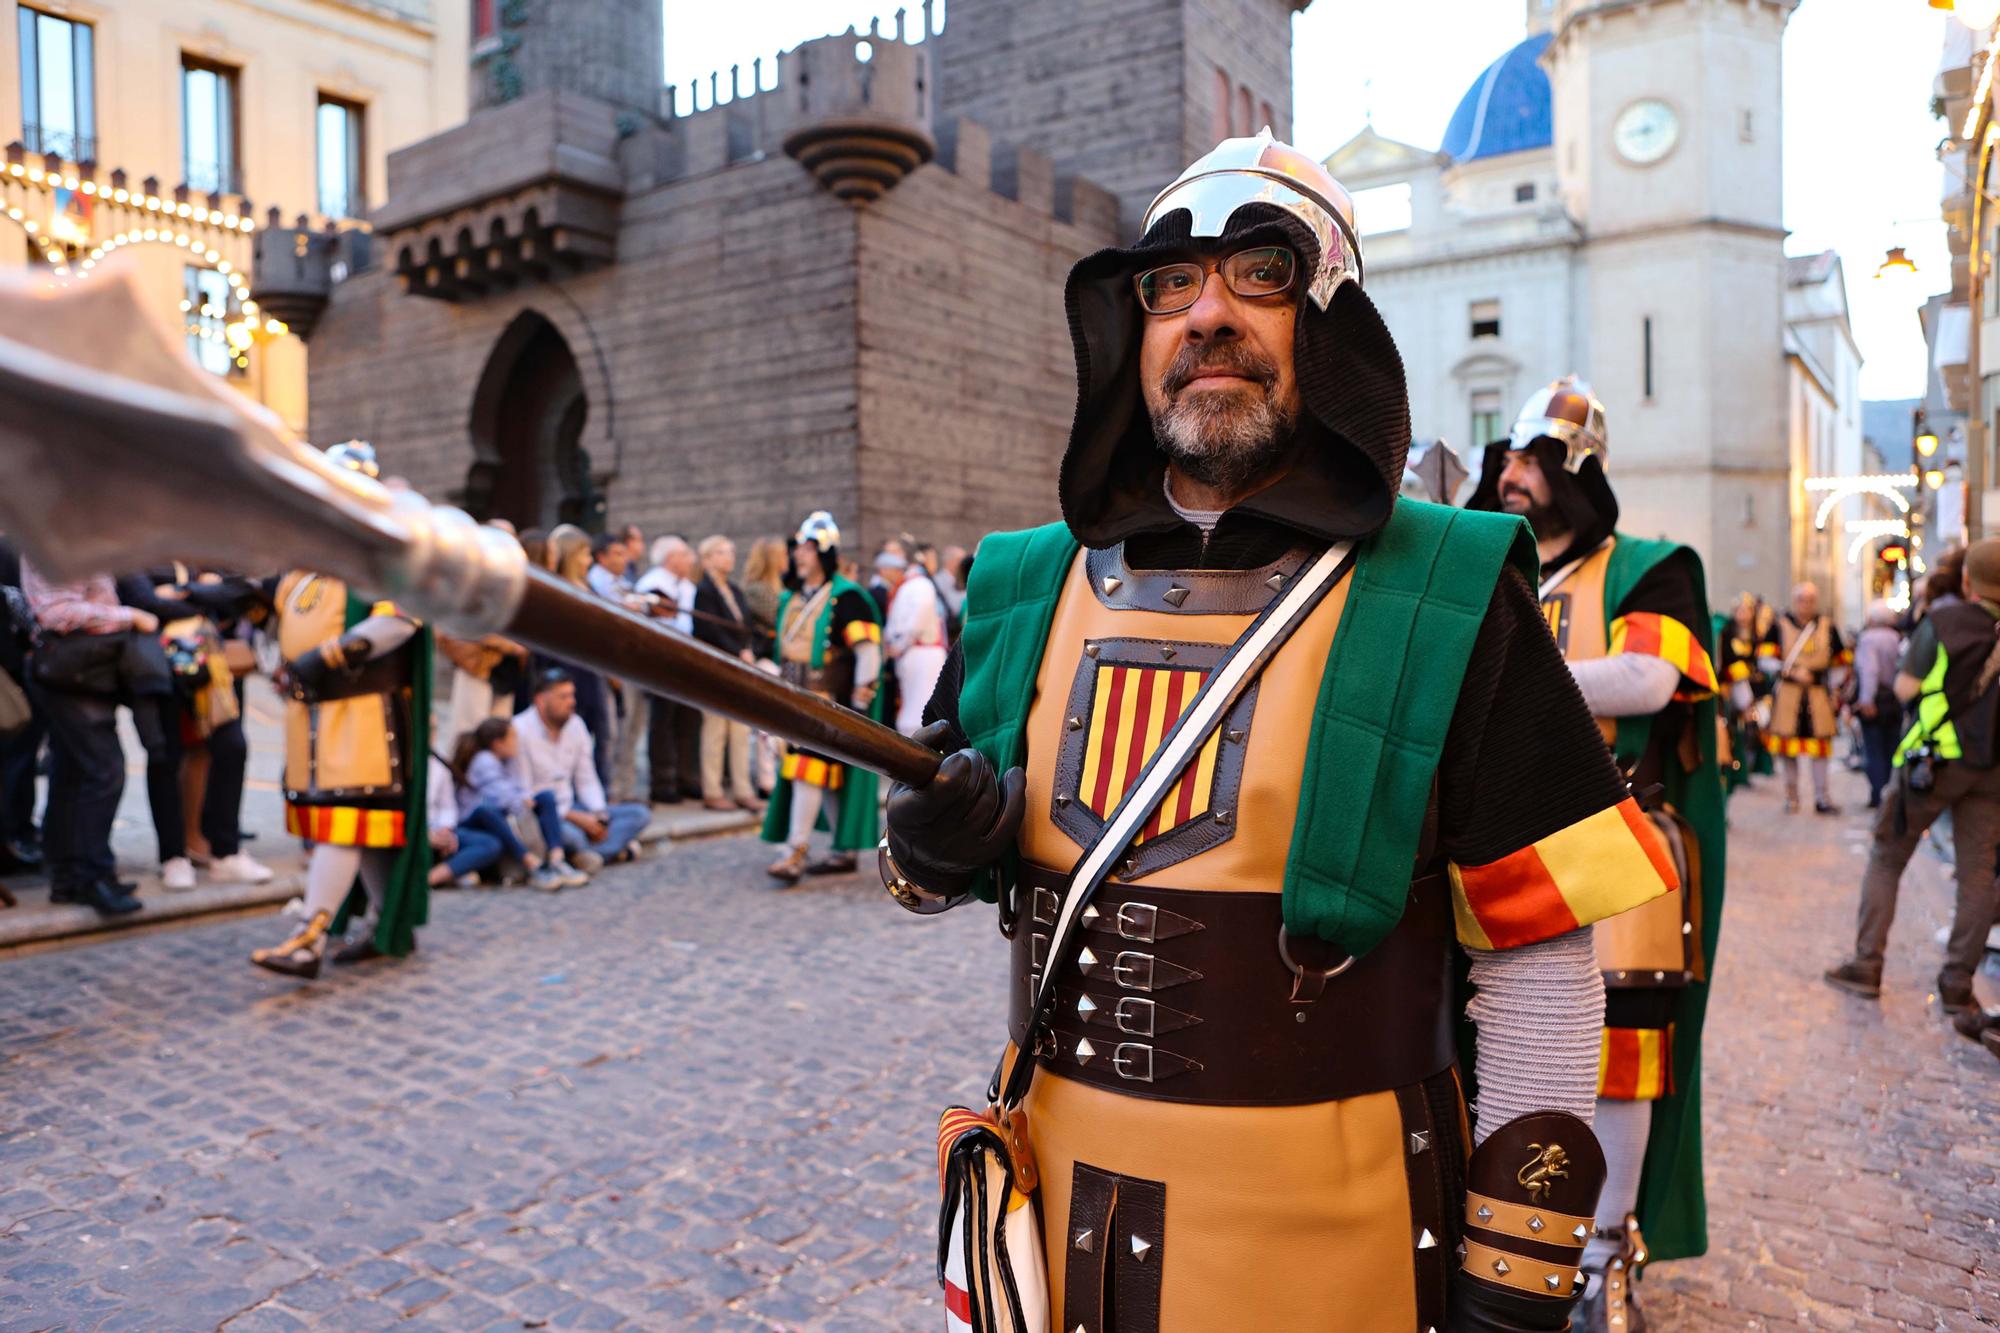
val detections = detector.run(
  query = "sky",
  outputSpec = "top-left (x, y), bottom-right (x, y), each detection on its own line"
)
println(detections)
top-left (664, 0), bottom-right (1959, 401)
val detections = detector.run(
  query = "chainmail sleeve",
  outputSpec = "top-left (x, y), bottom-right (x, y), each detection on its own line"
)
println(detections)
top-left (1464, 927), bottom-right (1605, 1144)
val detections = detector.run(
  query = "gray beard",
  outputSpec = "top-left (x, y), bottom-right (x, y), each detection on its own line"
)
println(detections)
top-left (1152, 391), bottom-right (1297, 497)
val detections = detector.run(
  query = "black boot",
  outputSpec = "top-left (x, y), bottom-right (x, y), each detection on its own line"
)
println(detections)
top-left (57, 879), bottom-right (142, 916)
top-left (1937, 972), bottom-right (1976, 1014)
top-left (1822, 958), bottom-right (1882, 999)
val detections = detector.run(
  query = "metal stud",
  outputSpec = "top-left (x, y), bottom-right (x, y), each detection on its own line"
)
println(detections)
top-left (1074, 1325), bottom-right (1089, 1333)
top-left (1476, 1205), bottom-right (1493, 1223)
top-left (1456, 1240), bottom-right (1468, 1262)
top-left (1225, 729), bottom-right (1245, 743)
top-left (1614, 970), bottom-right (1628, 981)
top-left (1527, 1215), bottom-right (1545, 1233)
top-left (1408, 1130), bottom-right (1430, 1155)
top-left (1653, 970), bottom-right (1666, 982)
top-left (1265, 573), bottom-right (1285, 591)
top-left (1078, 947), bottom-right (1102, 975)
top-left (1213, 809), bottom-right (1232, 825)
top-left (1074, 1037), bottom-right (1098, 1065)
top-left (1055, 794), bottom-right (1072, 808)
top-left (1545, 1273), bottom-right (1563, 1291)
top-left (1416, 1228), bottom-right (1437, 1250)
top-left (1072, 1228), bottom-right (1095, 1253)
top-left (1161, 585), bottom-right (1190, 607)
top-left (1571, 1223), bottom-right (1590, 1242)
top-left (1681, 921), bottom-right (1692, 935)
top-left (1076, 994), bottom-right (1099, 1020)
top-left (1492, 1258), bottom-right (1511, 1276)
top-left (1129, 1235), bottom-right (1152, 1262)
top-left (1102, 575), bottom-right (1123, 595)
top-left (1121, 857), bottom-right (1138, 877)
top-left (1081, 905), bottom-right (1100, 926)
top-left (1084, 643), bottom-right (1100, 658)
top-left (1067, 715), bottom-right (1083, 731)
top-left (1160, 645), bottom-right (1177, 662)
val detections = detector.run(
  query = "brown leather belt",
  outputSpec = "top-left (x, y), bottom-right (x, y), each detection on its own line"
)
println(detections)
top-left (1008, 861), bottom-right (1456, 1106)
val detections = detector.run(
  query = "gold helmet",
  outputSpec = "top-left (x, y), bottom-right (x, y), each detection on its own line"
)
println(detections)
top-left (1141, 128), bottom-right (1363, 309)
top-left (1508, 377), bottom-right (1608, 475)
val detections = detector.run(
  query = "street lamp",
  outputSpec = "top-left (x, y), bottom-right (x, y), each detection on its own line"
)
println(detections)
top-left (1875, 245), bottom-right (1919, 279)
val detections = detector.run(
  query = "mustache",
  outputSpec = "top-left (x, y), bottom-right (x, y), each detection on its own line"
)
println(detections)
top-left (1162, 343), bottom-right (1279, 395)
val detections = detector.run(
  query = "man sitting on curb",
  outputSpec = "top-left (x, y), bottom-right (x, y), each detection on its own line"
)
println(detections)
top-left (1826, 537), bottom-right (2000, 1016)
top-left (513, 668), bottom-right (651, 871)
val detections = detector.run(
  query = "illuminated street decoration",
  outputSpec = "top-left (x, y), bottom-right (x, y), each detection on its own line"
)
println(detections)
top-left (1803, 474), bottom-right (1919, 530)
top-left (1844, 518), bottom-right (1911, 565)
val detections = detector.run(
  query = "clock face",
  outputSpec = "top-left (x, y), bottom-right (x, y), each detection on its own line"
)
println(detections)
top-left (1613, 99), bottom-right (1680, 165)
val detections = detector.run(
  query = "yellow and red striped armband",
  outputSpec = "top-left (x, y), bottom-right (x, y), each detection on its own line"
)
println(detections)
top-left (1449, 798), bottom-right (1677, 950)
top-left (1609, 612), bottom-right (1717, 700)
top-left (842, 619), bottom-right (882, 647)
top-left (1724, 659), bottom-right (1751, 683)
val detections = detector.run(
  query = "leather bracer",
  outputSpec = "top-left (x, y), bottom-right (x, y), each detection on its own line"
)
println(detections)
top-left (1451, 1110), bottom-right (1606, 1332)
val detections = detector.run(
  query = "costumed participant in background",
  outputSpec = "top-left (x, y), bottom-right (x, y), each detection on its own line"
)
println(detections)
top-left (1765, 581), bottom-right (1848, 814)
top-left (251, 441), bottom-right (433, 978)
top-left (1469, 378), bottom-right (1727, 1333)
top-left (1716, 594), bottom-right (1778, 792)
top-left (879, 133), bottom-right (1680, 1331)
top-left (761, 512), bottom-right (883, 884)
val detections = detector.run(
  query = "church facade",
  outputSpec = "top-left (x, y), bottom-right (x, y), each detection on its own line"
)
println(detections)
top-left (257, 0), bottom-right (1309, 555)
top-left (1325, 0), bottom-right (1855, 610)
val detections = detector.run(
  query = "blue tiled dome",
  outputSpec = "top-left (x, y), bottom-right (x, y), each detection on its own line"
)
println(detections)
top-left (1439, 33), bottom-right (1553, 163)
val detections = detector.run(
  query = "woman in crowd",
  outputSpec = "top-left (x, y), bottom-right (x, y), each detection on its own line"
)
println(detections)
top-left (536, 525), bottom-right (616, 788)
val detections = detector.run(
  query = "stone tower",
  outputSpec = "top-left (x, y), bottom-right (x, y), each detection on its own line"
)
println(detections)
top-left (1525, 0), bottom-right (1558, 35)
top-left (932, 0), bottom-right (1311, 236)
top-left (1544, 0), bottom-right (1798, 602)
top-left (471, 0), bottom-right (664, 118)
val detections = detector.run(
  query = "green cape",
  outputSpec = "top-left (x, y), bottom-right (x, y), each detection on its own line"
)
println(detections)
top-left (1603, 536), bottom-right (1726, 1262)
top-left (759, 575), bottom-right (884, 852)
top-left (327, 590), bottom-right (433, 956)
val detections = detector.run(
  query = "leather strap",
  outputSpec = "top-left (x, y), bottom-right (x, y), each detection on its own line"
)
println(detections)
top-left (1460, 1238), bottom-right (1582, 1299)
top-left (1464, 1193), bottom-right (1594, 1248)
top-left (997, 540), bottom-right (1355, 1110)
top-left (1009, 866), bottom-right (1456, 1105)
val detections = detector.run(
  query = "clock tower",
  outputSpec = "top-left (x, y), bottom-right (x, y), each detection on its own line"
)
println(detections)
top-left (1545, 0), bottom-right (1798, 602)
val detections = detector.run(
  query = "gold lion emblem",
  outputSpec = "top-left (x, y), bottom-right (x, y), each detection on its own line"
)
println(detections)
top-left (1517, 1142), bottom-right (1570, 1204)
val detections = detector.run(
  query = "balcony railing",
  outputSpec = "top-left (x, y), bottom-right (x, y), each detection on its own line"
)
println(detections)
top-left (21, 123), bottom-right (97, 164)
top-left (184, 157), bottom-right (240, 197)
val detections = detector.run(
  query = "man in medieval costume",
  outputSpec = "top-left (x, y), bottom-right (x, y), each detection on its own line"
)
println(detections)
top-left (1469, 379), bottom-right (1728, 1332)
top-left (761, 512), bottom-right (884, 883)
top-left (252, 442), bottom-right (433, 978)
top-left (877, 133), bottom-right (1680, 1331)
top-left (1717, 593), bottom-right (1779, 791)
top-left (1766, 582), bottom-right (1848, 814)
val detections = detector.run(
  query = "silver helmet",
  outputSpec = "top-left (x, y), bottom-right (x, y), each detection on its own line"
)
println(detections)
top-left (323, 439), bottom-right (381, 478)
top-left (1140, 128), bottom-right (1364, 309)
top-left (795, 510), bottom-right (841, 553)
top-left (1507, 377), bottom-right (1608, 474)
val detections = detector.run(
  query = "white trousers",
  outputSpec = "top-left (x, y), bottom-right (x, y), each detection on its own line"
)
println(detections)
top-left (895, 645), bottom-right (949, 736)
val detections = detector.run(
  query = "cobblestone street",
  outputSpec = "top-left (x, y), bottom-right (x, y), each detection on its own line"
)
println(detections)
top-left (1, 764), bottom-right (1995, 1331)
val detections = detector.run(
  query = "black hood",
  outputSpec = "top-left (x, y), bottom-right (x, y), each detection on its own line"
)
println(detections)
top-left (1466, 436), bottom-right (1619, 568)
top-left (1059, 204), bottom-right (1412, 550)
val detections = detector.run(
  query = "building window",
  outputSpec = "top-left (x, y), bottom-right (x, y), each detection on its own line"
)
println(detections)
top-left (17, 8), bottom-right (95, 162)
top-left (1515, 182), bottom-right (1536, 203)
top-left (1740, 109), bottom-right (1754, 142)
top-left (182, 57), bottom-right (240, 195)
top-left (1258, 100), bottom-right (1275, 133)
top-left (1212, 67), bottom-right (1231, 143)
top-left (1643, 316), bottom-right (1655, 399)
top-left (1471, 389), bottom-right (1504, 447)
top-left (473, 0), bottom-right (496, 42)
top-left (1236, 85), bottom-right (1253, 136)
top-left (1470, 299), bottom-right (1501, 339)
top-left (183, 265), bottom-right (244, 377)
top-left (316, 95), bottom-right (365, 218)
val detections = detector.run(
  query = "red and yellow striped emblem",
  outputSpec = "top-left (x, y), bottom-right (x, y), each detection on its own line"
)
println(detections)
top-left (285, 803), bottom-right (406, 848)
top-left (1076, 664), bottom-right (1221, 840)
top-left (1609, 612), bottom-right (1717, 699)
top-left (1599, 1025), bottom-right (1674, 1101)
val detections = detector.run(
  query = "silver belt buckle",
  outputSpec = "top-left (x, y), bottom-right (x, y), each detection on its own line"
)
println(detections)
top-left (1112, 1042), bottom-right (1154, 1082)
top-left (1032, 886), bottom-right (1058, 927)
top-left (1113, 996), bottom-right (1156, 1037)
top-left (1111, 950), bottom-right (1156, 992)
top-left (1115, 901), bottom-right (1159, 942)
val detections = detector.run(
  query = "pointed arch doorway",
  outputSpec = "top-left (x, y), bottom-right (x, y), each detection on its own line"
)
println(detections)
top-left (463, 311), bottom-right (604, 531)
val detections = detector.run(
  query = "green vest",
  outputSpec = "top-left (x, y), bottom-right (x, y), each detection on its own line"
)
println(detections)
top-left (957, 500), bottom-right (1533, 962)
top-left (757, 575), bottom-right (885, 851)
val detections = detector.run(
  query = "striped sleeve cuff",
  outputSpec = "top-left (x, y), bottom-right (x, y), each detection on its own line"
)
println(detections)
top-left (843, 620), bottom-right (882, 647)
top-left (1449, 798), bottom-right (1678, 950)
top-left (1609, 612), bottom-right (1717, 700)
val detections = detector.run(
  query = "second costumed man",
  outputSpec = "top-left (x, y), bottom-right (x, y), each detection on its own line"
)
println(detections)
top-left (1469, 381), bottom-right (1728, 1332)
top-left (879, 133), bottom-right (1682, 1330)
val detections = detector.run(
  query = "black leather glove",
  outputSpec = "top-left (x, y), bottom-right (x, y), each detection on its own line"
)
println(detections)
top-left (884, 720), bottom-right (1027, 896)
top-left (1449, 1111), bottom-right (1606, 1333)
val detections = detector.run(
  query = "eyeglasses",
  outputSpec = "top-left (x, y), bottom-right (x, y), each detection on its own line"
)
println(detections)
top-left (1133, 246), bottom-right (1298, 315)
